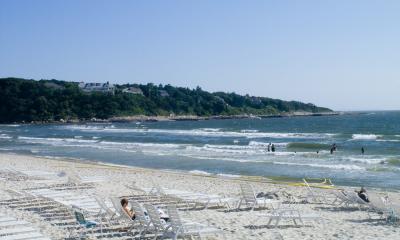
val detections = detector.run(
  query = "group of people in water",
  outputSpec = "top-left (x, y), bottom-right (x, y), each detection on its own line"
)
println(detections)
top-left (266, 143), bottom-right (276, 152)
top-left (266, 142), bottom-right (366, 155)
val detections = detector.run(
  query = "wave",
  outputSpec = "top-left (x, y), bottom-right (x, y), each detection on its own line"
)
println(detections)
top-left (345, 156), bottom-right (386, 164)
top-left (352, 134), bottom-right (382, 140)
top-left (189, 170), bottom-right (211, 175)
top-left (17, 135), bottom-right (306, 157)
top-left (217, 173), bottom-right (241, 178)
top-left (240, 129), bottom-right (259, 133)
top-left (273, 161), bottom-right (365, 171)
top-left (61, 125), bottom-right (336, 139)
top-left (197, 128), bottom-right (222, 132)
top-left (18, 136), bottom-right (99, 144)
top-left (248, 141), bottom-right (288, 147)
top-left (286, 142), bottom-right (331, 149)
top-left (0, 134), bottom-right (12, 139)
top-left (180, 154), bottom-right (264, 163)
top-left (387, 159), bottom-right (400, 166)
top-left (376, 139), bottom-right (400, 142)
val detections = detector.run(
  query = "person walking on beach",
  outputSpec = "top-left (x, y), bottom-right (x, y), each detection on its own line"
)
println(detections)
top-left (271, 144), bottom-right (276, 152)
top-left (361, 147), bottom-right (365, 155)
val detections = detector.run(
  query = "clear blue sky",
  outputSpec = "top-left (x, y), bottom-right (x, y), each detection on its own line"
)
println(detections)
top-left (1, 0), bottom-right (399, 111)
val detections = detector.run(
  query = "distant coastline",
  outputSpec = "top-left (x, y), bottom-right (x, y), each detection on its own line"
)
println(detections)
top-left (4, 111), bottom-right (341, 124)
top-left (108, 111), bottom-right (341, 123)
top-left (0, 78), bottom-right (334, 124)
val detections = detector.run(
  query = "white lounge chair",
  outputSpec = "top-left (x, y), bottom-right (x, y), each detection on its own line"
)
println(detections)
top-left (0, 212), bottom-right (51, 240)
top-left (150, 183), bottom-right (238, 210)
top-left (302, 179), bottom-right (330, 204)
top-left (257, 204), bottom-right (323, 227)
top-left (237, 183), bottom-right (280, 211)
top-left (165, 205), bottom-right (226, 240)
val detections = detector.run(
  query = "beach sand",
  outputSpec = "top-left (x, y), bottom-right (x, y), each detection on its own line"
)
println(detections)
top-left (0, 153), bottom-right (399, 239)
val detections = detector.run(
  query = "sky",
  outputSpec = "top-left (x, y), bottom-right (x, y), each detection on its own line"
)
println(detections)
top-left (1, 0), bottom-right (399, 111)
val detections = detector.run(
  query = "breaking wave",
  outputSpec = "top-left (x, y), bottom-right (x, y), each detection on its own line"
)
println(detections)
top-left (352, 134), bottom-right (382, 140)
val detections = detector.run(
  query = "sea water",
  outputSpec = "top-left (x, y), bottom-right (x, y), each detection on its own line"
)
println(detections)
top-left (1, 111), bottom-right (399, 189)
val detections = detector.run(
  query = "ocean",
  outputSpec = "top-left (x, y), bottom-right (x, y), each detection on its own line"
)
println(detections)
top-left (1, 111), bottom-right (399, 189)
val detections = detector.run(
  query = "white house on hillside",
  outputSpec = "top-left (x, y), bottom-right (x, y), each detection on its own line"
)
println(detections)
top-left (78, 82), bottom-right (115, 94)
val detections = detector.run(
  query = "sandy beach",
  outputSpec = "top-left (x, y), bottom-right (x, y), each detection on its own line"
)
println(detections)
top-left (0, 153), bottom-right (399, 240)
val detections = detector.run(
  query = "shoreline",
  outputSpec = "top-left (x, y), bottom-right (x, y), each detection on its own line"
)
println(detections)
top-left (6, 152), bottom-right (398, 192)
top-left (1, 111), bottom-right (341, 124)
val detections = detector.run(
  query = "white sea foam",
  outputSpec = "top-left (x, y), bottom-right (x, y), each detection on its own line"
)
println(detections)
top-left (240, 129), bottom-right (259, 133)
top-left (189, 170), bottom-right (211, 175)
top-left (197, 128), bottom-right (222, 132)
top-left (273, 161), bottom-right (365, 171)
top-left (376, 139), bottom-right (400, 142)
top-left (346, 157), bottom-right (386, 164)
top-left (352, 134), bottom-right (381, 140)
top-left (217, 173), bottom-right (241, 178)
top-left (0, 134), bottom-right (12, 139)
top-left (18, 136), bottom-right (99, 145)
top-left (248, 141), bottom-right (288, 147)
top-left (61, 125), bottom-right (336, 139)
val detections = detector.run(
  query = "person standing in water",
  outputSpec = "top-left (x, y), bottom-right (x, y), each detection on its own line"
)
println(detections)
top-left (361, 147), bottom-right (365, 155)
top-left (271, 144), bottom-right (276, 152)
top-left (267, 143), bottom-right (271, 152)
top-left (330, 143), bottom-right (337, 154)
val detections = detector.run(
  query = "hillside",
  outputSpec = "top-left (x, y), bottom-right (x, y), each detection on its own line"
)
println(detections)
top-left (0, 78), bottom-right (332, 123)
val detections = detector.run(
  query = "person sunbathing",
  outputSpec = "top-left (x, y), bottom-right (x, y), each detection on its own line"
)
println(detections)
top-left (121, 198), bottom-right (136, 220)
top-left (356, 187), bottom-right (369, 202)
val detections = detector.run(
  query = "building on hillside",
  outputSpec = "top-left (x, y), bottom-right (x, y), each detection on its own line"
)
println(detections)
top-left (122, 87), bottom-right (144, 95)
top-left (158, 90), bottom-right (169, 97)
top-left (249, 96), bottom-right (262, 105)
top-left (78, 82), bottom-right (115, 94)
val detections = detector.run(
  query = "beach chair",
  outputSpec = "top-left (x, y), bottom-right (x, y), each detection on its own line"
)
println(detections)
top-left (150, 183), bottom-right (238, 210)
top-left (165, 205), bottom-right (226, 240)
top-left (385, 202), bottom-right (400, 224)
top-left (143, 204), bottom-right (168, 240)
top-left (73, 209), bottom-right (98, 238)
top-left (366, 192), bottom-right (393, 221)
top-left (0, 212), bottom-right (51, 240)
top-left (130, 201), bottom-right (153, 237)
top-left (94, 196), bottom-right (117, 223)
top-left (237, 183), bottom-right (280, 211)
top-left (257, 204), bottom-right (323, 227)
top-left (302, 179), bottom-right (330, 204)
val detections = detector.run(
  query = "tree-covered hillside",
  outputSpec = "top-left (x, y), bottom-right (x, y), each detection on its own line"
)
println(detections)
top-left (0, 78), bottom-right (332, 123)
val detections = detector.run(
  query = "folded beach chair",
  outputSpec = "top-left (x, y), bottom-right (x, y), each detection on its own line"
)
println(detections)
top-left (72, 209), bottom-right (98, 238)
top-left (237, 183), bottom-right (280, 211)
top-left (302, 179), bottom-right (331, 204)
top-left (0, 212), bottom-right (51, 240)
top-left (143, 204), bottom-right (169, 239)
top-left (165, 205), bottom-right (226, 240)
top-left (366, 192), bottom-right (393, 221)
top-left (257, 203), bottom-right (323, 227)
top-left (387, 203), bottom-right (400, 223)
top-left (130, 201), bottom-right (153, 237)
top-left (151, 183), bottom-right (238, 210)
